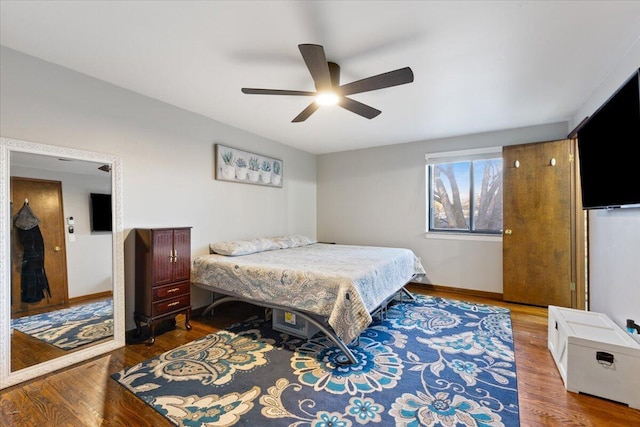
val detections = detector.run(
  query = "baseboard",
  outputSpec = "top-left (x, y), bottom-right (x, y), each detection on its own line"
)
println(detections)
top-left (407, 282), bottom-right (503, 302)
top-left (68, 290), bottom-right (113, 305)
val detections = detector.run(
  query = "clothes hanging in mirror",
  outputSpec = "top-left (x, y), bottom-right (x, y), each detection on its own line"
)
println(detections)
top-left (13, 201), bottom-right (51, 303)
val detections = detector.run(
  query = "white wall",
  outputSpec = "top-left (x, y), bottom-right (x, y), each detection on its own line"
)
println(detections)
top-left (570, 38), bottom-right (640, 332)
top-left (0, 46), bottom-right (317, 331)
top-left (4, 37), bottom-right (638, 337)
top-left (11, 166), bottom-right (113, 298)
top-left (317, 122), bottom-right (568, 294)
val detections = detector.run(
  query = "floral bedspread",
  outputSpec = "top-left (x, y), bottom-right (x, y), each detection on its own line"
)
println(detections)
top-left (191, 243), bottom-right (426, 343)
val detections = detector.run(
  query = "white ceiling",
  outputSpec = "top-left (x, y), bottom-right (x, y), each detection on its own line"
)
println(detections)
top-left (1, 1), bottom-right (639, 155)
top-left (10, 151), bottom-right (110, 177)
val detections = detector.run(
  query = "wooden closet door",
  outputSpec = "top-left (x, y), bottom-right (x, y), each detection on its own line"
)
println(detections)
top-left (503, 139), bottom-right (573, 307)
top-left (11, 177), bottom-right (68, 315)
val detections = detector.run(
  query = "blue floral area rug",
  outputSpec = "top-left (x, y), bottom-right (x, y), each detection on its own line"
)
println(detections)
top-left (11, 298), bottom-right (113, 350)
top-left (112, 295), bottom-right (519, 426)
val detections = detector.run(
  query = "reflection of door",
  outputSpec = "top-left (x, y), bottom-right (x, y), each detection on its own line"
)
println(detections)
top-left (503, 139), bottom-right (580, 308)
top-left (11, 177), bottom-right (68, 315)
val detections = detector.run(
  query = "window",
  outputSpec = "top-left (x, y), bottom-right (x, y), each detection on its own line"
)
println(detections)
top-left (426, 147), bottom-right (503, 236)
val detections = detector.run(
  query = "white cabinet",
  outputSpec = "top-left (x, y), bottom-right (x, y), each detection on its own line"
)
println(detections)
top-left (548, 305), bottom-right (640, 409)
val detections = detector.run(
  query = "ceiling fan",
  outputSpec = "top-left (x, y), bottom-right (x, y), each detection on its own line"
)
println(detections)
top-left (241, 44), bottom-right (414, 122)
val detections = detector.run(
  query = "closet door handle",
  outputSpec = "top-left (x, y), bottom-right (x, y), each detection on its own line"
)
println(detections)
top-left (504, 229), bottom-right (512, 236)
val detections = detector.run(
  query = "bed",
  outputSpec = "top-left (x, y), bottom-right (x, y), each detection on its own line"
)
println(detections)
top-left (191, 236), bottom-right (426, 364)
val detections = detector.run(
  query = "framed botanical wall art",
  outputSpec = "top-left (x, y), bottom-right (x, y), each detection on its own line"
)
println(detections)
top-left (215, 144), bottom-right (283, 188)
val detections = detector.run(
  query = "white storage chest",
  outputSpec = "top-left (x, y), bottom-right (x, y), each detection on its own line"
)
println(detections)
top-left (548, 305), bottom-right (640, 409)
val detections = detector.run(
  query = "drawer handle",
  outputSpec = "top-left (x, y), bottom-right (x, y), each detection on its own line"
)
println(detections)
top-left (167, 288), bottom-right (180, 293)
top-left (596, 351), bottom-right (614, 366)
top-left (167, 301), bottom-right (180, 307)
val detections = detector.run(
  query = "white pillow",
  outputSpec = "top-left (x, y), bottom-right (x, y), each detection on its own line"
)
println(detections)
top-left (269, 234), bottom-right (317, 249)
top-left (209, 237), bottom-right (279, 256)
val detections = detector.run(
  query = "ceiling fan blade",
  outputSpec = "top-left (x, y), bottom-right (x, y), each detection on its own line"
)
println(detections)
top-left (339, 67), bottom-right (414, 96)
top-left (339, 97), bottom-right (381, 119)
top-left (292, 102), bottom-right (320, 123)
top-left (299, 44), bottom-right (332, 91)
top-left (241, 88), bottom-right (315, 96)
top-left (328, 62), bottom-right (340, 87)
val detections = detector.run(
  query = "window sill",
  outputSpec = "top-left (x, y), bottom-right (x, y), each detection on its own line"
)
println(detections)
top-left (424, 232), bottom-right (502, 243)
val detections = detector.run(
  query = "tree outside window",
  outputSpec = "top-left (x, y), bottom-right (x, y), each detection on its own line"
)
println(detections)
top-left (427, 150), bottom-right (503, 235)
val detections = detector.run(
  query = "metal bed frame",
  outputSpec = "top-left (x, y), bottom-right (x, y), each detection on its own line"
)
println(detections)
top-left (194, 279), bottom-right (417, 365)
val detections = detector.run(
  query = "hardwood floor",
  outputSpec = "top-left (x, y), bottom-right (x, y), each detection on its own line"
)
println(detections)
top-left (1, 288), bottom-right (638, 426)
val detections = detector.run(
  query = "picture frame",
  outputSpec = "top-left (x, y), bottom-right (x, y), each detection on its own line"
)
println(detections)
top-left (215, 144), bottom-right (283, 187)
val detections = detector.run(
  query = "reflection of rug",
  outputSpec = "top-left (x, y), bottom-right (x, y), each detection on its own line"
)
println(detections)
top-left (112, 295), bottom-right (519, 426)
top-left (11, 298), bottom-right (113, 350)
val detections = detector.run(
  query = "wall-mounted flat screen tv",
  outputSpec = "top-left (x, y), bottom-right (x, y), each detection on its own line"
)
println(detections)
top-left (90, 193), bottom-right (112, 232)
top-left (577, 68), bottom-right (640, 209)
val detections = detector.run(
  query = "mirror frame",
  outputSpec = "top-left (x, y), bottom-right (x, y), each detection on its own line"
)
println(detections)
top-left (0, 137), bottom-right (125, 389)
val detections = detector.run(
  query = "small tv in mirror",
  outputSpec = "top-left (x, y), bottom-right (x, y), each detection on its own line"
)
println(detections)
top-left (90, 193), bottom-right (112, 232)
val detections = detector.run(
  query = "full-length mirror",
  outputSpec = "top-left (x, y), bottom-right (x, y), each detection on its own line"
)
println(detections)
top-left (0, 137), bottom-right (124, 389)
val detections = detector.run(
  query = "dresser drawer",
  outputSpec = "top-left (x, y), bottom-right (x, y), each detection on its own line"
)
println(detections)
top-left (153, 281), bottom-right (190, 301)
top-left (153, 294), bottom-right (191, 316)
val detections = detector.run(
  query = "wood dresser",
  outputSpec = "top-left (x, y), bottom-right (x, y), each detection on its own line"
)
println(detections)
top-left (134, 227), bottom-right (192, 344)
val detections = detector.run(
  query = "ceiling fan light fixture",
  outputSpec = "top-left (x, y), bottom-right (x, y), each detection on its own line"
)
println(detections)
top-left (241, 44), bottom-right (413, 121)
top-left (315, 91), bottom-right (339, 106)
